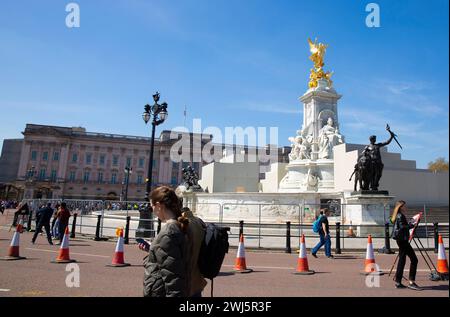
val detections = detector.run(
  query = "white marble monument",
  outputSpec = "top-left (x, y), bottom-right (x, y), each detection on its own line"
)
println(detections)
top-left (279, 77), bottom-right (344, 192)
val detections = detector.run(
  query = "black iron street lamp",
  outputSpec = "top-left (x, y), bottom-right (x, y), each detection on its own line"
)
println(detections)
top-left (124, 166), bottom-right (132, 203)
top-left (136, 92), bottom-right (168, 238)
top-left (24, 166), bottom-right (36, 199)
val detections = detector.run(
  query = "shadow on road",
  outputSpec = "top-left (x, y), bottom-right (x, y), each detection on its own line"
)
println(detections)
top-left (68, 244), bottom-right (92, 247)
top-left (420, 285), bottom-right (449, 291)
top-left (218, 272), bottom-right (235, 277)
top-left (333, 255), bottom-right (360, 260)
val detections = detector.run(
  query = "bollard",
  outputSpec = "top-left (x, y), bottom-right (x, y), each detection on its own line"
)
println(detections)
top-left (70, 213), bottom-right (77, 238)
top-left (285, 221), bottom-right (291, 253)
top-left (384, 222), bottom-right (393, 253)
top-left (335, 222), bottom-right (341, 254)
top-left (239, 220), bottom-right (244, 238)
top-left (379, 222), bottom-right (394, 254)
top-left (94, 214), bottom-right (102, 241)
top-left (124, 216), bottom-right (130, 244)
top-left (433, 222), bottom-right (439, 253)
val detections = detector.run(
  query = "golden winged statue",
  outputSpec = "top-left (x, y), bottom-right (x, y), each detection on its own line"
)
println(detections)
top-left (307, 37), bottom-right (333, 89)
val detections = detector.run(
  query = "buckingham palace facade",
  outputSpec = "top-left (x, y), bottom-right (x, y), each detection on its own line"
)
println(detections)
top-left (0, 124), bottom-right (289, 201)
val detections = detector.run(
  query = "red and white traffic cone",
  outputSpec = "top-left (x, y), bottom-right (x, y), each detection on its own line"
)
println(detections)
top-left (360, 235), bottom-right (383, 275)
top-left (1, 220), bottom-right (26, 261)
top-left (234, 234), bottom-right (253, 273)
top-left (51, 226), bottom-right (76, 263)
top-left (107, 228), bottom-right (130, 267)
top-left (293, 234), bottom-right (315, 275)
top-left (436, 235), bottom-right (449, 279)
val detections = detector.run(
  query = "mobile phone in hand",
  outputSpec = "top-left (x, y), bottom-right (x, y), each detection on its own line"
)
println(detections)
top-left (136, 238), bottom-right (150, 249)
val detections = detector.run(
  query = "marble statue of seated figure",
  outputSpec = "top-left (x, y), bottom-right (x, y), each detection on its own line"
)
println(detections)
top-left (318, 117), bottom-right (344, 159)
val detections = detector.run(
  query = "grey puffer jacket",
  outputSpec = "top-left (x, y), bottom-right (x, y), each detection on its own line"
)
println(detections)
top-left (143, 220), bottom-right (188, 297)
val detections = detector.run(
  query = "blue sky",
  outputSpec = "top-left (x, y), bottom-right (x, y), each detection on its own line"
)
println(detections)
top-left (0, 0), bottom-right (448, 168)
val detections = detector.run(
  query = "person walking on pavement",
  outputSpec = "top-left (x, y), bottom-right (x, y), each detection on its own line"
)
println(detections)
top-left (141, 186), bottom-right (190, 297)
top-left (56, 202), bottom-right (71, 242)
top-left (312, 208), bottom-right (334, 259)
top-left (35, 204), bottom-right (44, 234)
top-left (391, 200), bottom-right (422, 291)
top-left (32, 203), bottom-right (54, 245)
top-left (51, 202), bottom-right (60, 238)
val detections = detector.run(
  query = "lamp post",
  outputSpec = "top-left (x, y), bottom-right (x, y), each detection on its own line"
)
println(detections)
top-left (25, 166), bottom-right (36, 199)
top-left (124, 166), bottom-right (132, 204)
top-left (136, 92), bottom-right (168, 238)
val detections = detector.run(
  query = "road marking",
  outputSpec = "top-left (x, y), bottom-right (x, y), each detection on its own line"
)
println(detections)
top-left (19, 290), bottom-right (46, 296)
top-left (25, 248), bottom-right (110, 258)
top-left (223, 264), bottom-right (294, 270)
top-left (0, 289), bottom-right (11, 292)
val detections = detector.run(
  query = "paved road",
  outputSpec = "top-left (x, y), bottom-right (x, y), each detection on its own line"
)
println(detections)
top-left (0, 228), bottom-right (448, 297)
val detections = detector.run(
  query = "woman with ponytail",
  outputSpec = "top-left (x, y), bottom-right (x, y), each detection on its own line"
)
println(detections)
top-left (391, 200), bottom-right (421, 291)
top-left (143, 186), bottom-right (190, 297)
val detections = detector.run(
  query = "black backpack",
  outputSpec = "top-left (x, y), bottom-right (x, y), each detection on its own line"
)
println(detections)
top-left (197, 223), bottom-right (230, 297)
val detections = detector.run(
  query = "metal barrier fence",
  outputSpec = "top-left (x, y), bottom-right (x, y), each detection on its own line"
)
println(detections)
top-left (12, 199), bottom-right (449, 251)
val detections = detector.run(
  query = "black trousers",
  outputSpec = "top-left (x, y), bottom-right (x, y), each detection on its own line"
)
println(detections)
top-left (395, 240), bottom-right (418, 283)
top-left (32, 222), bottom-right (52, 244)
top-left (59, 222), bottom-right (68, 241)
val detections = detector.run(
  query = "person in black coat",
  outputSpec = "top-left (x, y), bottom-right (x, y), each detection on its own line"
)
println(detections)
top-left (390, 200), bottom-right (421, 290)
top-left (32, 203), bottom-right (54, 245)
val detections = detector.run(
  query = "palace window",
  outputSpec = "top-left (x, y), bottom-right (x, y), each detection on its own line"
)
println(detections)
top-left (39, 169), bottom-right (46, 180)
top-left (98, 172), bottom-right (103, 184)
top-left (50, 170), bottom-right (57, 182)
top-left (83, 171), bottom-right (90, 183)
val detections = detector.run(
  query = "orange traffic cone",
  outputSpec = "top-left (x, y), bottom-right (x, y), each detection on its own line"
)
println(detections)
top-left (234, 234), bottom-right (253, 273)
top-left (293, 234), bottom-right (315, 275)
top-left (347, 221), bottom-right (356, 237)
top-left (360, 235), bottom-right (383, 275)
top-left (1, 220), bottom-right (26, 261)
top-left (436, 235), bottom-right (449, 276)
top-left (51, 226), bottom-right (76, 263)
top-left (107, 228), bottom-right (130, 267)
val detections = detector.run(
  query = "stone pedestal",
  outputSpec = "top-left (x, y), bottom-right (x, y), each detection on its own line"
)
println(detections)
top-left (344, 192), bottom-right (395, 237)
top-left (279, 159), bottom-right (335, 192)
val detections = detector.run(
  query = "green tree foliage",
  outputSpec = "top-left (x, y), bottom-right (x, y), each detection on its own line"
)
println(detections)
top-left (428, 157), bottom-right (449, 173)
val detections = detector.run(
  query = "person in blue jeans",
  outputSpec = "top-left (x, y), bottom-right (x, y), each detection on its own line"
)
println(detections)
top-left (312, 208), bottom-right (334, 259)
